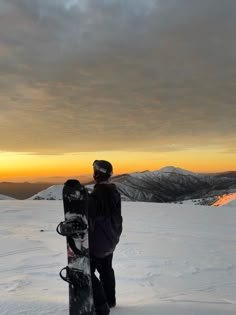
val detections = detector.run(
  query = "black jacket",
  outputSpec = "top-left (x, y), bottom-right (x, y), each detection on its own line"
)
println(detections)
top-left (88, 183), bottom-right (122, 258)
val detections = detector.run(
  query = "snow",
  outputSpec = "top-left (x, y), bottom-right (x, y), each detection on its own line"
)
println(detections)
top-left (212, 193), bottom-right (236, 207)
top-left (0, 194), bottom-right (15, 200)
top-left (0, 200), bottom-right (236, 315)
top-left (225, 200), bottom-right (236, 207)
top-left (28, 184), bottom-right (95, 200)
top-left (131, 166), bottom-right (199, 179)
top-left (158, 166), bottom-right (197, 176)
top-left (29, 185), bottom-right (63, 200)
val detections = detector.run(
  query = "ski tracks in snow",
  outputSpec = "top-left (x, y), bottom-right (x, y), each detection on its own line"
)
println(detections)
top-left (1, 200), bottom-right (236, 314)
top-left (116, 203), bottom-right (236, 309)
top-left (0, 246), bottom-right (44, 258)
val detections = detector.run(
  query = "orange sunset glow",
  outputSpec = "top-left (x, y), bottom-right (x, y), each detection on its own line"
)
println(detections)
top-left (1, 149), bottom-right (235, 183)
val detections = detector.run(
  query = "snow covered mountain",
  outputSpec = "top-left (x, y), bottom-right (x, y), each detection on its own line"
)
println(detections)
top-left (0, 194), bottom-right (15, 200)
top-left (29, 185), bottom-right (63, 200)
top-left (28, 166), bottom-right (236, 206)
top-left (114, 166), bottom-right (236, 203)
top-left (29, 184), bottom-right (94, 200)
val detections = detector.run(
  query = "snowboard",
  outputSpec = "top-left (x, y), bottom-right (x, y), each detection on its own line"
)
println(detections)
top-left (57, 179), bottom-right (95, 315)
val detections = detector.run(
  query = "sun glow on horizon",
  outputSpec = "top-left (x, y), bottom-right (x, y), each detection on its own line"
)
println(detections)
top-left (0, 148), bottom-right (235, 182)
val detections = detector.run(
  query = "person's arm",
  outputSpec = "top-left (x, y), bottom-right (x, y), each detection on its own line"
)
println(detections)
top-left (88, 186), bottom-right (101, 218)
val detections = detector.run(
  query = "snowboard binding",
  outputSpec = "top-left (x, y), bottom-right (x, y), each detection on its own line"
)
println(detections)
top-left (60, 266), bottom-right (90, 288)
top-left (56, 217), bottom-right (88, 238)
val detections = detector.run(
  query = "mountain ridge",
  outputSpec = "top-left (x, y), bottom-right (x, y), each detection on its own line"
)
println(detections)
top-left (27, 166), bottom-right (236, 206)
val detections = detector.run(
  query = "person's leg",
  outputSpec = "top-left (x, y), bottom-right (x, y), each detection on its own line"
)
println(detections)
top-left (96, 254), bottom-right (116, 307)
top-left (90, 257), bottom-right (110, 315)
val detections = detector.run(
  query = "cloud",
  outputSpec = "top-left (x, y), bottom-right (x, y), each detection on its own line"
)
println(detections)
top-left (0, 0), bottom-right (236, 154)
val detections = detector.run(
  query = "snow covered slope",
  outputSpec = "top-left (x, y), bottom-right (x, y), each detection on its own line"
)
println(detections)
top-left (29, 185), bottom-right (63, 200)
top-left (0, 200), bottom-right (235, 315)
top-left (225, 199), bottom-right (236, 207)
top-left (212, 192), bottom-right (236, 207)
top-left (0, 194), bottom-right (15, 200)
top-left (178, 192), bottom-right (236, 207)
top-left (29, 184), bottom-right (93, 200)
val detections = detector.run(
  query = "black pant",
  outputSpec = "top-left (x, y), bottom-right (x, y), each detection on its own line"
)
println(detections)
top-left (90, 254), bottom-right (116, 310)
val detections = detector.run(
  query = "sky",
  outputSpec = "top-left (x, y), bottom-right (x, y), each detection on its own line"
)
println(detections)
top-left (0, 0), bottom-right (236, 182)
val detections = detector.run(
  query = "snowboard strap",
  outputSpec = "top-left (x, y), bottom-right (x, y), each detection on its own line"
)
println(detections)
top-left (60, 266), bottom-right (90, 288)
top-left (56, 218), bottom-right (87, 237)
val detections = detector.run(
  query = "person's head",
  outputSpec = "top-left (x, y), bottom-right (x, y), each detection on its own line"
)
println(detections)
top-left (93, 160), bottom-right (113, 183)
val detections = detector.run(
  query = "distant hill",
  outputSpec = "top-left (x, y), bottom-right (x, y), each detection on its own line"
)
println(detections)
top-left (214, 171), bottom-right (236, 178)
top-left (0, 182), bottom-right (56, 200)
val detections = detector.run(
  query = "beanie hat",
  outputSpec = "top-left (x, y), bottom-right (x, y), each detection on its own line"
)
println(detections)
top-left (93, 160), bottom-right (113, 182)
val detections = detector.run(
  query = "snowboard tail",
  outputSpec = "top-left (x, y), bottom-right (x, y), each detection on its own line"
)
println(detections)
top-left (57, 179), bottom-right (95, 315)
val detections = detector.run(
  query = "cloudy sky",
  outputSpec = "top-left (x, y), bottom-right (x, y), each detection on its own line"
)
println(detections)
top-left (0, 0), bottom-right (236, 180)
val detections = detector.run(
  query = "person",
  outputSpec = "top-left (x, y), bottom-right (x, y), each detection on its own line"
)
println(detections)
top-left (88, 160), bottom-right (123, 315)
